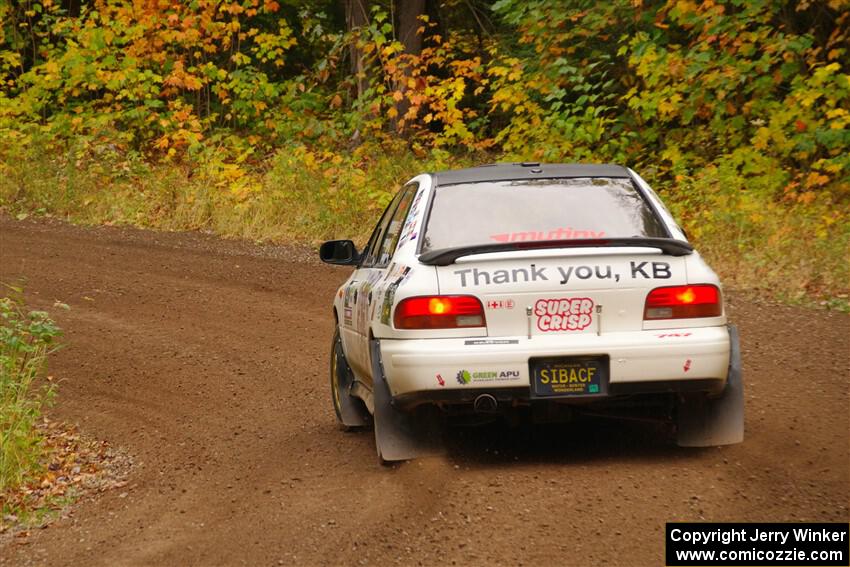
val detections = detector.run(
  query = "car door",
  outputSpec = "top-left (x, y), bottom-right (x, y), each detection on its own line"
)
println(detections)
top-left (339, 187), bottom-right (405, 380)
top-left (339, 207), bottom-right (393, 381)
top-left (348, 184), bottom-right (418, 385)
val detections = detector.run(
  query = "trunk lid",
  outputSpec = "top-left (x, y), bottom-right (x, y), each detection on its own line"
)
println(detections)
top-left (434, 250), bottom-right (687, 336)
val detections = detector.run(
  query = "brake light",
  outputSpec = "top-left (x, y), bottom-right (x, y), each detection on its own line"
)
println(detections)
top-left (644, 285), bottom-right (722, 320)
top-left (394, 295), bottom-right (486, 329)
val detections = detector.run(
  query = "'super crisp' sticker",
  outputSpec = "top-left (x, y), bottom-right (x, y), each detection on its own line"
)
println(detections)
top-left (535, 297), bottom-right (594, 332)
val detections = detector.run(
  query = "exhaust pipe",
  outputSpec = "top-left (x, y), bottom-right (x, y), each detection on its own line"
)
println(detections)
top-left (473, 394), bottom-right (498, 413)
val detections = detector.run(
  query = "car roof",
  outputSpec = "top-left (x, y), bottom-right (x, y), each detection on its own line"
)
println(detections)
top-left (430, 163), bottom-right (630, 186)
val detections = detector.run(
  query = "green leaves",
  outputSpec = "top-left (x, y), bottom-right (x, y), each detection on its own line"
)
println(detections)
top-left (0, 288), bottom-right (63, 492)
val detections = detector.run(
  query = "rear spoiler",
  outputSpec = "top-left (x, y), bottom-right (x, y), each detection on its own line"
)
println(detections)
top-left (418, 238), bottom-right (693, 266)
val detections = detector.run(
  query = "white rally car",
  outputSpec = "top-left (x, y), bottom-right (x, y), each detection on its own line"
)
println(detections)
top-left (320, 163), bottom-right (743, 462)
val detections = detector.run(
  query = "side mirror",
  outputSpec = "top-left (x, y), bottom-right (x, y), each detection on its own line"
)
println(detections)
top-left (319, 239), bottom-right (360, 266)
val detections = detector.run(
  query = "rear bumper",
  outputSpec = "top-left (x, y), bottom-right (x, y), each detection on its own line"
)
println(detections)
top-left (379, 325), bottom-right (732, 401)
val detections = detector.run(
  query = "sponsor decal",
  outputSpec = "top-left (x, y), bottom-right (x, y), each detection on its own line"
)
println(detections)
top-left (464, 339), bottom-right (520, 346)
top-left (397, 188), bottom-right (425, 247)
top-left (380, 265), bottom-right (412, 325)
top-left (436, 373), bottom-right (445, 387)
top-left (355, 276), bottom-right (379, 331)
top-left (342, 284), bottom-right (356, 326)
top-left (456, 369), bottom-right (521, 383)
top-left (486, 299), bottom-right (515, 310)
top-left (683, 359), bottom-right (692, 373)
top-left (534, 298), bottom-right (594, 332)
top-left (453, 261), bottom-right (673, 287)
top-left (657, 332), bottom-right (693, 338)
top-left (490, 227), bottom-right (606, 242)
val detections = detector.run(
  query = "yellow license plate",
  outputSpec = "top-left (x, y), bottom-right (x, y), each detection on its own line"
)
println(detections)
top-left (530, 356), bottom-right (609, 398)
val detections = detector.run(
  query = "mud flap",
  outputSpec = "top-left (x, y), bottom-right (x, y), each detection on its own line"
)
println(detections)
top-left (333, 332), bottom-right (369, 428)
top-left (370, 339), bottom-right (442, 463)
top-left (676, 324), bottom-right (744, 447)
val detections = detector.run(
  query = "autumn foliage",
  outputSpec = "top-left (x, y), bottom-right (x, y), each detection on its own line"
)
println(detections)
top-left (1, 0), bottom-right (848, 301)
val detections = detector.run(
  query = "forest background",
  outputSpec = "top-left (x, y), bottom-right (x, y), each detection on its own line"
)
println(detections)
top-left (1, 0), bottom-right (848, 306)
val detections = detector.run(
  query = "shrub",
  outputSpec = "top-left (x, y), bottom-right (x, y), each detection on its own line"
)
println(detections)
top-left (0, 287), bottom-right (63, 493)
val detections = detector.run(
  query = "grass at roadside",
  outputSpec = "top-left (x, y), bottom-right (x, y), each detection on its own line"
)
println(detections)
top-left (0, 287), bottom-right (133, 533)
top-left (0, 287), bottom-right (63, 495)
top-left (1, 139), bottom-right (848, 310)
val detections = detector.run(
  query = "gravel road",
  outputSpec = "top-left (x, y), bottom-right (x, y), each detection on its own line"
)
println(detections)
top-left (1, 216), bottom-right (847, 567)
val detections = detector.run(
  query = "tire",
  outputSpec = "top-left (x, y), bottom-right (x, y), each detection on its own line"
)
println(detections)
top-left (330, 328), bottom-right (369, 429)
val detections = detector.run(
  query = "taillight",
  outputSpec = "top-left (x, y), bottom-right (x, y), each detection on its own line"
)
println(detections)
top-left (644, 285), bottom-right (722, 320)
top-left (394, 295), bottom-right (486, 329)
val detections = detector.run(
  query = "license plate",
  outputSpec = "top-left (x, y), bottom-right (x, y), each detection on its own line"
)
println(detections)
top-left (530, 356), bottom-right (609, 398)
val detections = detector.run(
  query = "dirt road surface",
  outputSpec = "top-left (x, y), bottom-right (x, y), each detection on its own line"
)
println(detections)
top-left (1, 216), bottom-right (847, 567)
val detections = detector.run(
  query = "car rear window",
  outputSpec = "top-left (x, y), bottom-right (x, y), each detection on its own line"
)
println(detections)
top-left (420, 177), bottom-right (668, 252)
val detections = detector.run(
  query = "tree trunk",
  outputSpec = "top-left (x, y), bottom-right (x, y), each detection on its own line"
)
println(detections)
top-left (393, 0), bottom-right (426, 132)
top-left (344, 0), bottom-right (370, 99)
top-left (397, 0), bottom-right (426, 57)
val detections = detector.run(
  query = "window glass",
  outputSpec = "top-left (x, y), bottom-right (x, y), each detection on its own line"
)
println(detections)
top-left (374, 184), bottom-right (417, 267)
top-left (360, 199), bottom-right (398, 267)
top-left (361, 185), bottom-right (409, 267)
top-left (421, 177), bottom-right (667, 251)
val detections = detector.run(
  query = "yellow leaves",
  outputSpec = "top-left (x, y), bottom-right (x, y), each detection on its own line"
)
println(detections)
top-left (219, 162), bottom-right (246, 183)
top-left (381, 44), bottom-right (401, 57)
top-left (43, 60), bottom-right (60, 77)
top-left (657, 92), bottom-right (681, 117)
top-left (231, 52), bottom-right (250, 66)
top-left (674, 0), bottom-right (699, 15)
top-left (154, 135), bottom-right (170, 150)
top-left (301, 150), bottom-right (317, 169)
top-left (805, 172), bottom-right (830, 188)
top-left (184, 74), bottom-right (203, 91)
top-left (797, 92), bottom-right (820, 109)
top-left (164, 61), bottom-right (203, 91)
top-left (825, 108), bottom-right (850, 130)
top-left (752, 127), bottom-right (772, 151)
top-left (796, 191), bottom-right (817, 205)
top-left (821, 161), bottom-right (844, 174)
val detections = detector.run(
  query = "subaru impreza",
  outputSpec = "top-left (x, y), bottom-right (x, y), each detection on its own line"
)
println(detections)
top-left (320, 163), bottom-right (743, 462)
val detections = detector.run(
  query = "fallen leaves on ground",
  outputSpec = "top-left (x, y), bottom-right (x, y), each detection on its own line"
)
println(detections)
top-left (0, 419), bottom-right (133, 537)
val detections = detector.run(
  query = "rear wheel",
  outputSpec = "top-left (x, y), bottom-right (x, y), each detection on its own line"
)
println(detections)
top-left (330, 328), bottom-right (369, 429)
